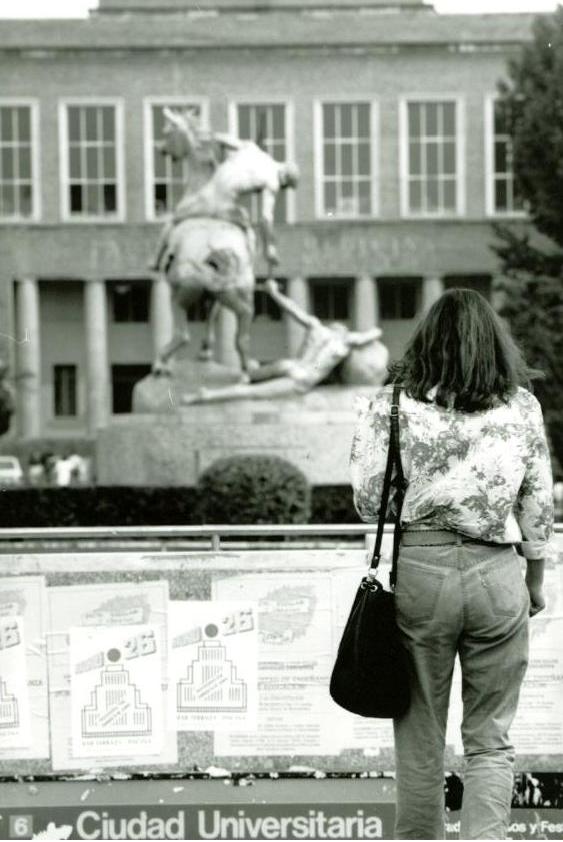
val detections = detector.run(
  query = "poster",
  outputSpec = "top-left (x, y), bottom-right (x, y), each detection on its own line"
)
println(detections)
top-left (47, 580), bottom-right (176, 770)
top-left (0, 616), bottom-right (31, 751)
top-left (70, 624), bottom-right (164, 758)
top-left (169, 601), bottom-right (258, 732)
top-left (0, 575), bottom-right (49, 760)
top-left (213, 572), bottom-right (337, 756)
top-left (511, 560), bottom-right (563, 754)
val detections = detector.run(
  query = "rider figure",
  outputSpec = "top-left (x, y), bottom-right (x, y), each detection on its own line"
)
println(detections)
top-left (150, 115), bottom-right (299, 272)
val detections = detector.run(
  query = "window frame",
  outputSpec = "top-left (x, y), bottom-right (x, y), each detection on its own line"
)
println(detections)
top-left (59, 97), bottom-right (126, 223)
top-left (0, 98), bottom-right (41, 223)
top-left (313, 96), bottom-right (379, 220)
top-left (53, 363), bottom-right (78, 418)
top-left (399, 94), bottom-right (466, 219)
top-left (484, 93), bottom-right (527, 219)
top-left (228, 96), bottom-right (296, 224)
top-left (143, 95), bottom-right (210, 222)
top-left (309, 277), bottom-right (353, 323)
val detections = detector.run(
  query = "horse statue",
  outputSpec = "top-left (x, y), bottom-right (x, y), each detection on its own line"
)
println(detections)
top-left (151, 108), bottom-right (298, 376)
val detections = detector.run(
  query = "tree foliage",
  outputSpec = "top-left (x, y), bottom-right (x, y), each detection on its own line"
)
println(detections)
top-left (493, 8), bottom-right (563, 476)
top-left (499, 8), bottom-right (563, 248)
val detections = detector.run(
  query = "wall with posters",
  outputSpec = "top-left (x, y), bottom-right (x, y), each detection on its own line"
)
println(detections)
top-left (0, 536), bottom-right (562, 777)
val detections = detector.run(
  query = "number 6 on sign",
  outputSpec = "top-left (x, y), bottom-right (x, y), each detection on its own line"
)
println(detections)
top-left (9, 815), bottom-right (33, 839)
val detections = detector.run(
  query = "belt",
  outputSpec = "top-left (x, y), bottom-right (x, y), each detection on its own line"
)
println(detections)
top-left (400, 529), bottom-right (506, 548)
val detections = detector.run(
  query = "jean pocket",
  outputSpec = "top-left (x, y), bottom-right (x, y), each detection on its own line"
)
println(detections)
top-left (479, 554), bottom-right (527, 618)
top-left (395, 560), bottom-right (445, 624)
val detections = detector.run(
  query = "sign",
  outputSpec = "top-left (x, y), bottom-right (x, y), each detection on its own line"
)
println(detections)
top-left (47, 581), bottom-right (176, 770)
top-left (169, 601), bottom-right (258, 732)
top-left (0, 803), bottom-right (562, 840)
top-left (70, 624), bottom-right (164, 759)
top-left (0, 576), bottom-right (49, 760)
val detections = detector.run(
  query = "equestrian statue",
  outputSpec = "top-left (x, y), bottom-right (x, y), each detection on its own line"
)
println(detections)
top-left (150, 108), bottom-right (299, 376)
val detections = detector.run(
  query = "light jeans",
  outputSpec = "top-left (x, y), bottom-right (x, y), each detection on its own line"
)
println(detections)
top-left (393, 539), bottom-right (530, 840)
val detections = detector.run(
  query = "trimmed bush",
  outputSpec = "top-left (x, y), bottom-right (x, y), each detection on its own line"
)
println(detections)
top-left (197, 455), bottom-right (311, 524)
top-left (310, 485), bottom-right (360, 524)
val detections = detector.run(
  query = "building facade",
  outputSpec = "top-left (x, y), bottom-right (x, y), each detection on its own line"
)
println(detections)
top-left (0, 0), bottom-right (535, 444)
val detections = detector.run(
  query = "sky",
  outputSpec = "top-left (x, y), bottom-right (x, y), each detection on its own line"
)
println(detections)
top-left (0, 0), bottom-right (558, 17)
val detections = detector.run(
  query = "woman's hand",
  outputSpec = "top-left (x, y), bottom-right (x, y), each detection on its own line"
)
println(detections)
top-left (526, 583), bottom-right (546, 617)
top-left (525, 558), bottom-right (546, 617)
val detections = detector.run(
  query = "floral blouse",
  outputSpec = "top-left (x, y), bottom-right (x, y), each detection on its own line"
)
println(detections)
top-left (350, 385), bottom-right (554, 560)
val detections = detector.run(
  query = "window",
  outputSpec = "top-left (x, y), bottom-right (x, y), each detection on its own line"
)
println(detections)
top-left (317, 102), bottom-right (374, 218)
top-left (146, 100), bottom-right (204, 218)
top-left (112, 364), bottom-right (152, 414)
top-left (110, 282), bottom-right (150, 323)
top-left (487, 98), bottom-right (524, 215)
top-left (62, 101), bottom-right (122, 219)
top-left (402, 100), bottom-right (460, 216)
top-left (378, 278), bottom-right (421, 320)
top-left (253, 278), bottom-right (287, 321)
top-left (54, 365), bottom-right (77, 417)
top-left (310, 278), bottom-right (352, 322)
top-left (235, 103), bottom-right (290, 223)
top-left (0, 103), bottom-right (37, 220)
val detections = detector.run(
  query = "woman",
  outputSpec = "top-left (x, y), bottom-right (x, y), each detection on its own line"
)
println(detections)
top-left (350, 289), bottom-right (554, 840)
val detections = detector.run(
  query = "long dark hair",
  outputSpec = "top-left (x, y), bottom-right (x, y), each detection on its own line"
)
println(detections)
top-left (388, 288), bottom-right (540, 412)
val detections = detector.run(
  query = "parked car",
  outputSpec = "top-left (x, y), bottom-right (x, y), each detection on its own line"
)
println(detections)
top-left (0, 456), bottom-right (24, 487)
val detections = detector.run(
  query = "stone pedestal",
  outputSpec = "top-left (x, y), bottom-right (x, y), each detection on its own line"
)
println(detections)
top-left (97, 384), bottom-right (374, 486)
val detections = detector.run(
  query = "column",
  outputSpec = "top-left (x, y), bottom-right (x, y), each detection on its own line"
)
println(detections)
top-left (216, 306), bottom-right (240, 370)
top-left (84, 278), bottom-right (110, 433)
top-left (421, 276), bottom-right (445, 312)
top-left (151, 274), bottom-right (174, 359)
top-left (285, 276), bottom-right (309, 356)
top-left (15, 277), bottom-right (41, 439)
top-left (353, 274), bottom-right (379, 331)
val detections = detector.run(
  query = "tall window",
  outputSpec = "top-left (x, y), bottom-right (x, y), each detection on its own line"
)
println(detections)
top-left (317, 102), bottom-right (374, 218)
top-left (147, 101), bottom-right (203, 218)
top-left (62, 102), bottom-right (122, 219)
top-left (54, 365), bottom-right (77, 417)
top-left (254, 278), bottom-right (287, 321)
top-left (488, 99), bottom-right (524, 215)
top-left (112, 364), bottom-right (152, 414)
top-left (403, 100), bottom-right (460, 216)
top-left (378, 278), bottom-right (421, 320)
top-left (310, 278), bottom-right (352, 322)
top-left (110, 282), bottom-right (150, 323)
top-left (236, 103), bottom-right (289, 223)
top-left (0, 103), bottom-right (36, 220)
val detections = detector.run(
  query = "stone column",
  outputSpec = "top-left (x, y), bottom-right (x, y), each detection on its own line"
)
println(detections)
top-left (421, 276), bottom-right (445, 313)
top-left (216, 306), bottom-right (240, 369)
top-left (15, 277), bottom-right (41, 439)
top-left (353, 274), bottom-right (379, 331)
top-left (286, 276), bottom-right (309, 356)
top-left (84, 278), bottom-right (110, 433)
top-left (151, 274), bottom-right (174, 359)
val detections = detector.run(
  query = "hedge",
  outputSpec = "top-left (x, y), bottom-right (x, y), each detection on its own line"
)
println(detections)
top-left (0, 485), bottom-right (359, 528)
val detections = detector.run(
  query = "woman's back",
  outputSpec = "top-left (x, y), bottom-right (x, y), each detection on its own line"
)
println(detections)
top-left (350, 383), bottom-right (554, 558)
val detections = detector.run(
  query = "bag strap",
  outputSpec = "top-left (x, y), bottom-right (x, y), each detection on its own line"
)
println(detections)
top-left (368, 383), bottom-right (407, 590)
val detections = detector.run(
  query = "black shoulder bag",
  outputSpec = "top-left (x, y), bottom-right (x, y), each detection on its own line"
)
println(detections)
top-left (329, 383), bottom-right (411, 718)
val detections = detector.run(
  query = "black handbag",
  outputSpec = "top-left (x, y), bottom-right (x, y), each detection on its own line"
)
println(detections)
top-left (329, 383), bottom-right (411, 719)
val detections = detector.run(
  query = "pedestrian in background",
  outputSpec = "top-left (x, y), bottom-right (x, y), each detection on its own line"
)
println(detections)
top-left (350, 288), bottom-right (554, 840)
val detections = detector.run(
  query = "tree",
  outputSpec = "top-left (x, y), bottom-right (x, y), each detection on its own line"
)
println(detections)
top-left (493, 7), bottom-right (563, 476)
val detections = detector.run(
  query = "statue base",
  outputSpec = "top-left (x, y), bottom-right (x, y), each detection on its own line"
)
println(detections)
top-left (97, 382), bottom-right (375, 487)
